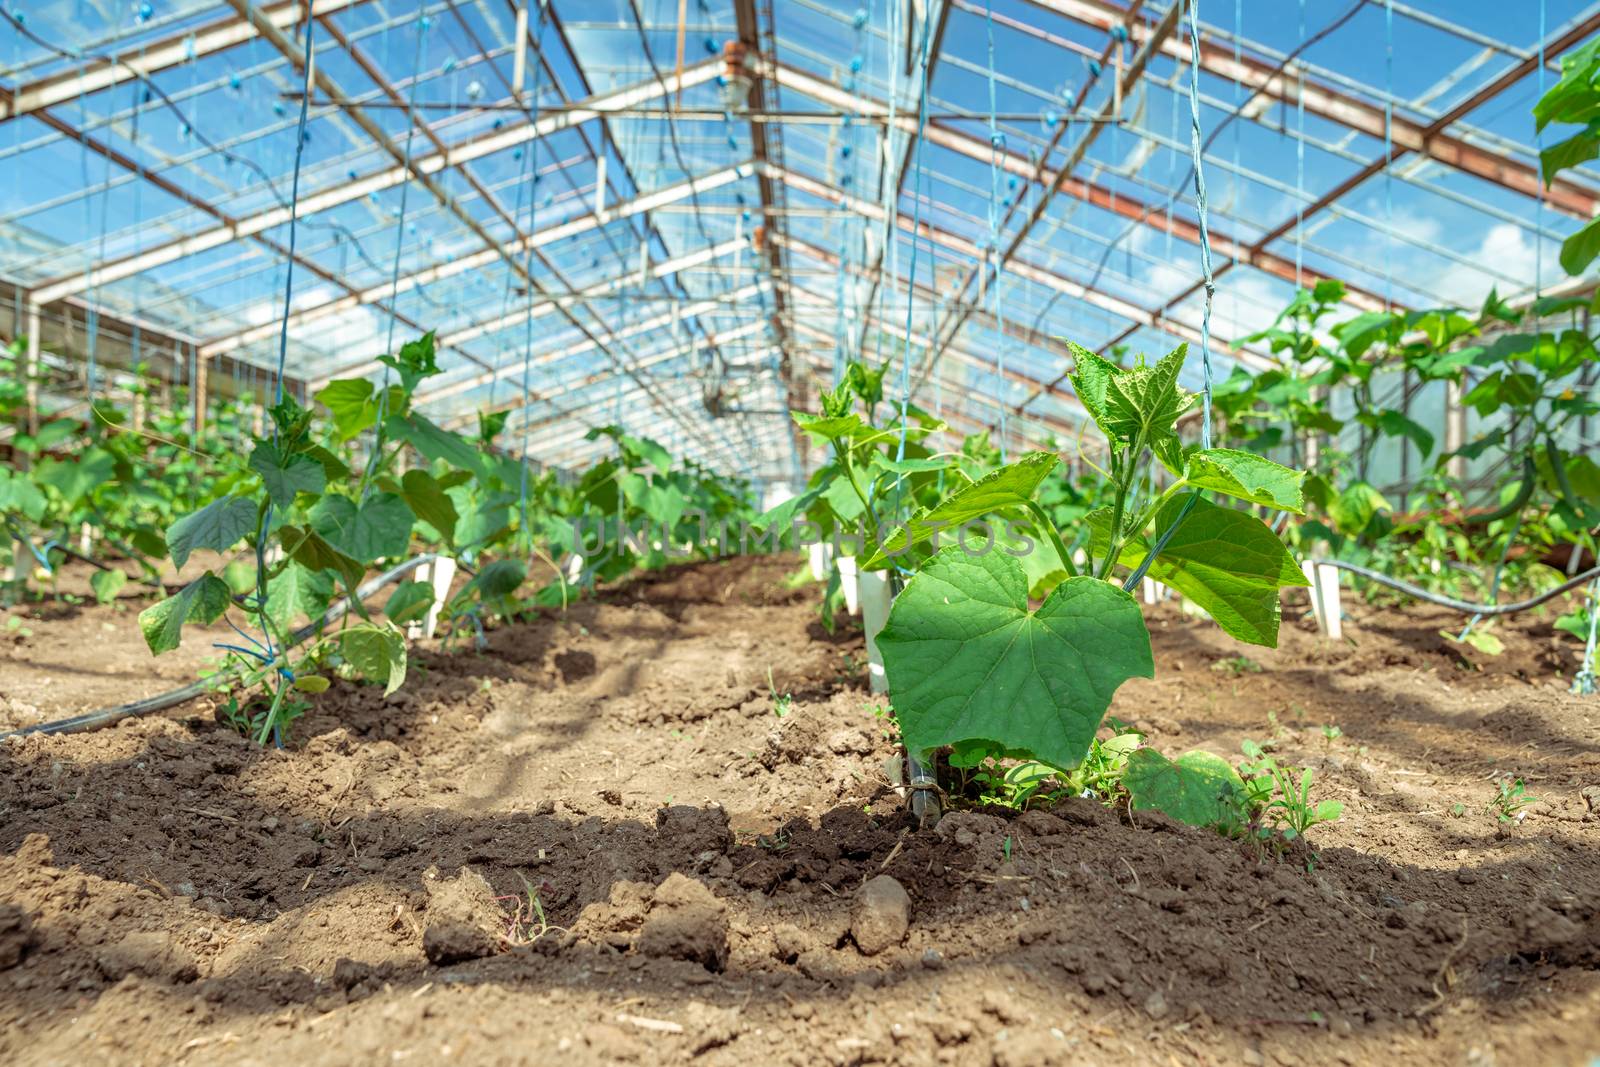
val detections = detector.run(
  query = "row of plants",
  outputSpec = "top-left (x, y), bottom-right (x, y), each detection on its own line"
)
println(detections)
top-left (1203, 58), bottom-right (1600, 659)
top-left (2, 331), bottom-right (760, 744)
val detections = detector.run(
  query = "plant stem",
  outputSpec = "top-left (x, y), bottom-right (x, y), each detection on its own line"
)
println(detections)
top-left (1023, 501), bottom-right (1076, 578)
top-left (1097, 431), bottom-right (1146, 580)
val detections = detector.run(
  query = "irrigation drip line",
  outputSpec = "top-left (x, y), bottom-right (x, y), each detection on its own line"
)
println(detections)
top-left (0, 555), bottom-right (440, 742)
top-left (1311, 559), bottom-right (1600, 618)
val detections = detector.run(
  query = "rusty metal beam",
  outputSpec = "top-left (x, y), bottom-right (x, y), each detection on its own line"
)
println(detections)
top-left (28, 56), bottom-right (723, 306)
top-left (1024, 0), bottom-right (1600, 220)
top-left (0, 0), bottom-right (367, 122)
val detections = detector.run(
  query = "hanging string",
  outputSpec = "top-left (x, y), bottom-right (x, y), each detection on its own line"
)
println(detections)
top-left (358, 13), bottom-right (431, 505)
top-left (895, 8), bottom-right (934, 467)
top-left (1294, 0), bottom-right (1306, 288)
top-left (1536, 0), bottom-right (1547, 302)
top-left (1123, 0), bottom-right (1215, 593)
top-left (983, 0), bottom-right (1009, 462)
top-left (517, 1), bottom-right (551, 552)
top-left (1462, 0), bottom-right (1550, 645)
top-left (871, 0), bottom-right (902, 372)
top-left (1383, 0), bottom-right (1393, 310)
top-left (241, 8), bottom-right (318, 748)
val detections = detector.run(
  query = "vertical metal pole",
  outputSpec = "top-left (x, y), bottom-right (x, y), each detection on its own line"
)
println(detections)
top-left (192, 345), bottom-right (209, 441)
top-left (23, 303), bottom-right (40, 439)
top-left (1444, 379), bottom-right (1466, 481)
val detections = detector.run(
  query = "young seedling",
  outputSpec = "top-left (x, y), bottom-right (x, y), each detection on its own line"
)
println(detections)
top-left (1212, 654), bottom-right (1263, 675)
top-left (767, 667), bottom-right (792, 719)
top-left (1487, 776), bottom-right (1535, 823)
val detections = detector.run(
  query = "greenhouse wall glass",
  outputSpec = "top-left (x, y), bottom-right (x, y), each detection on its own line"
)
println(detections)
top-left (1, 2), bottom-right (1598, 1064)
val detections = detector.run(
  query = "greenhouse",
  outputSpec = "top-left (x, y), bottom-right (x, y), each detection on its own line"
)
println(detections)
top-left (1, 0), bottom-right (1598, 1063)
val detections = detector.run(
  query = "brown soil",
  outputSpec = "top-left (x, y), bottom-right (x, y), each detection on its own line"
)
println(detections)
top-left (2, 555), bottom-right (1598, 1067)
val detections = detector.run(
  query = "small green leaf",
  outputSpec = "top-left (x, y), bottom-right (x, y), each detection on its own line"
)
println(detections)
top-left (1100, 495), bottom-right (1306, 647)
top-left (314, 378), bottom-right (378, 441)
top-left (263, 560), bottom-right (335, 631)
top-left (249, 441), bottom-right (327, 507)
top-left (460, 559), bottom-right (526, 602)
top-left (1561, 216), bottom-right (1600, 276)
top-left (387, 413), bottom-right (490, 479)
top-left (1124, 748), bottom-right (1248, 830)
top-left (400, 470), bottom-right (460, 543)
top-left (89, 568), bottom-right (127, 605)
top-left (338, 623), bottom-right (408, 695)
top-left (1068, 341), bottom-right (1193, 455)
top-left (138, 572), bottom-right (232, 654)
top-left (877, 548), bottom-right (1153, 770)
top-left (293, 674), bottom-right (331, 693)
top-left (166, 496), bottom-right (258, 570)
top-left (36, 448), bottom-right (115, 505)
top-left (792, 410), bottom-right (865, 442)
top-left (277, 525), bottom-right (365, 596)
top-left (1183, 448), bottom-right (1305, 513)
top-left (0, 467), bottom-right (48, 522)
top-left (384, 580), bottom-right (435, 625)
top-left (864, 451), bottom-right (1059, 567)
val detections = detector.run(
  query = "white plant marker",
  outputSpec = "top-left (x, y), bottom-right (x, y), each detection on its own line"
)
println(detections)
top-left (807, 539), bottom-right (834, 581)
top-left (409, 556), bottom-right (457, 640)
top-left (859, 568), bottom-right (892, 694)
top-left (1141, 576), bottom-right (1158, 605)
top-left (837, 555), bottom-right (860, 614)
top-left (1302, 560), bottom-right (1343, 641)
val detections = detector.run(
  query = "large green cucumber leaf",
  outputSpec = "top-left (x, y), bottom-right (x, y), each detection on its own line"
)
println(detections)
top-left (1183, 448), bottom-right (1304, 514)
top-left (1124, 748), bottom-right (1248, 831)
top-left (386, 413), bottom-right (489, 480)
top-left (863, 451), bottom-right (1059, 568)
top-left (263, 561), bottom-right (335, 631)
top-left (399, 469), bottom-right (460, 544)
top-left (314, 378), bottom-right (378, 440)
top-left (1091, 495), bottom-right (1305, 646)
top-left (311, 493), bottom-right (413, 563)
top-left (383, 580), bottom-right (435, 625)
top-left (339, 622), bottom-right (407, 695)
top-left (876, 547), bottom-right (1153, 770)
top-left (139, 572), bottom-right (232, 654)
top-left (249, 441), bottom-right (327, 508)
top-left (166, 495), bottom-right (258, 570)
top-left (277, 524), bottom-right (366, 597)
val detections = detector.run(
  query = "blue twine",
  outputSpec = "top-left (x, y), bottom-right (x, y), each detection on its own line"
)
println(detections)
top-left (1123, 0), bottom-right (1215, 594)
top-left (251, 10), bottom-right (317, 693)
top-left (518, 1), bottom-right (550, 554)
top-left (983, 0), bottom-right (1009, 462)
top-left (896, 9), bottom-right (935, 469)
top-left (1383, 0), bottom-right (1393, 310)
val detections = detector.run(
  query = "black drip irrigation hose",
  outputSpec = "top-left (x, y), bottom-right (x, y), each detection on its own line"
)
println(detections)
top-left (1, 555), bottom-right (439, 742)
top-left (1310, 559), bottom-right (1600, 618)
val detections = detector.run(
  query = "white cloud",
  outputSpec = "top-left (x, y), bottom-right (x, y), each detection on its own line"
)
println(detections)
top-left (1429, 222), bottom-right (1561, 308)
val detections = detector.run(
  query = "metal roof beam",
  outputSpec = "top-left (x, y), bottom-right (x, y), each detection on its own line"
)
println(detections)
top-left (28, 56), bottom-right (724, 306)
top-left (417, 280), bottom-right (770, 410)
top-left (769, 58), bottom-right (1386, 314)
top-left (1024, 0), bottom-right (1600, 220)
top-left (0, 0), bottom-right (367, 122)
top-left (767, 162), bottom-right (1273, 371)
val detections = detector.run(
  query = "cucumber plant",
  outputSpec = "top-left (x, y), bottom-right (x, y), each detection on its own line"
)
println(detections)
top-left (867, 341), bottom-right (1311, 821)
top-left (138, 333), bottom-right (468, 743)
